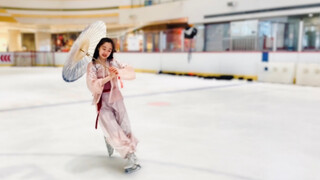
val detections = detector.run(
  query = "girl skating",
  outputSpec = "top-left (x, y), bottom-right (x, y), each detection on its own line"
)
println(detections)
top-left (86, 37), bottom-right (141, 173)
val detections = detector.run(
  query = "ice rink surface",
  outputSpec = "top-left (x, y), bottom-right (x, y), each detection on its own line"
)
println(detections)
top-left (1, 67), bottom-right (320, 180)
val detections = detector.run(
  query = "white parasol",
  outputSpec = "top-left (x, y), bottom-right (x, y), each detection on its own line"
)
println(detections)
top-left (62, 21), bottom-right (106, 82)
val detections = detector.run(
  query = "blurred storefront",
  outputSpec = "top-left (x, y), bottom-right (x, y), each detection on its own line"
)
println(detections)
top-left (112, 13), bottom-right (320, 53)
top-left (2, 13), bottom-right (320, 53)
top-left (51, 32), bottom-right (80, 52)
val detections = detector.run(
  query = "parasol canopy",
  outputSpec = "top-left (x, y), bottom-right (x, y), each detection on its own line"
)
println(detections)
top-left (62, 21), bottom-right (106, 82)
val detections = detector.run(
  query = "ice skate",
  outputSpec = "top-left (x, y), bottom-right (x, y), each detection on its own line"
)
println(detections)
top-left (104, 137), bottom-right (114, 157)
top-left (124, 153), bottom-right (141, 174)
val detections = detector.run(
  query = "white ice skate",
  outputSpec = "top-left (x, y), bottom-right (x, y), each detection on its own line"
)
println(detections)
top-left (104, 137), bottom-right (114, 157)
top-left (124, 153), bottom-right (141, 174)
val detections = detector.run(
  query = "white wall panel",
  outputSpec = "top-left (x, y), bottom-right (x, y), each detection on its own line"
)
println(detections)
top-left (188, 53), bottom-right (220, 74)
top-left (297, 53), bottom-right (320, 64)
top-left (296, 63), bottom-right (320, 86)
top-left (258, 62), bottom-right (296, 84)
top-left (114, 53), bottom-right (161, 72)
top-left (216, 53), bottom-right (259, 75)
top-left (269, 52), bottom-right (299, 63)
top-left (160, 53), bottom-right (189, 72)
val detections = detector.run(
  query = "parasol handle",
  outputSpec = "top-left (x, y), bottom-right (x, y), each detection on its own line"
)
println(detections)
top-left (80, 48), bottom-right (97, 61)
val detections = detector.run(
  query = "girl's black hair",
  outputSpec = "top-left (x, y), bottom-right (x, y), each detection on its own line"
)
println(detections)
top-left (92, 37), bottom-right (116, 62)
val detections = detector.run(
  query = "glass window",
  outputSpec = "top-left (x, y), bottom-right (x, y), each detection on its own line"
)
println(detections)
top-left (194, 24), bottom-right (205, 52)
top-left (258, 21), bottom-right (273, 51)
top-left (163, 28), bottom-right (183, 52)
top-left (258, 17), bottom-right (299, 51)
top-left (285, 18), bottom-right (299, 51)
top-left (205, 23), bottom-right (230, 51)
top-left (230, 20), bottom-right (258, 51)
top-left (120, 33), bottom-right (143, 52)
top-left (303, 14), bottom-right (320, 51)
top-left (144, 32), bottom-right (160, 52)
top-left (184, 38), bottom-right (195, 52)
top-left (303, 25), bottom-right (320, 50)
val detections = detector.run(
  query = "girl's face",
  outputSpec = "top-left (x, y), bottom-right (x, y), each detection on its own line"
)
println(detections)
top-left (99, 42), bottom-right (113, 60)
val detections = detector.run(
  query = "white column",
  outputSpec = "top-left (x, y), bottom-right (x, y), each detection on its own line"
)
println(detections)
top-left (272, 23), bottom-right (278, 52)
top-left (0, 31), bottom-right (9, 52)
top-left (298, 20), bottom-right (304, 52)
top-left (8, 30), bottom-right (22, 52)
top-left (35, 32), bottom-right (51, 51)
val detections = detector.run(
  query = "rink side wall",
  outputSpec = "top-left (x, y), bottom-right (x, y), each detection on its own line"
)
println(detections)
top-left (2, 51), bottom-right (320, 86)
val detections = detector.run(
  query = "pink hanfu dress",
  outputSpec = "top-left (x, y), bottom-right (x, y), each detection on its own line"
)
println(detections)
top-left (86, 59), bottom-right (138, 158)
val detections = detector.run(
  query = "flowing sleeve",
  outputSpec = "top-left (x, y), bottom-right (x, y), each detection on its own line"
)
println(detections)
top-left (115, 59), bottom-right (136, 80)
top-left (86, 62), bottom-right (104, 95)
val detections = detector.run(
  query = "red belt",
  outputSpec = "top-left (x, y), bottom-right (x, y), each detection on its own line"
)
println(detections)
top-left (103, 89), bottom-right (111, 93)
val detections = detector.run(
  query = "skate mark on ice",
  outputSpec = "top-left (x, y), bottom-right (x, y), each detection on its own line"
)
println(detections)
top-left (0, 83), bottom-right (247, 112)
top-left (0, 164), bottom-right (54, 180)
top-left (143, 159), bottom-right (259, 180)
top-left (0, 100), bottom-right (91, 112)
top-left (0, 152), bottom-right (109, 158)
top-left (0, 153), bottom-right (258, 179)
top-left (125, 83), bottom-right (247, 98)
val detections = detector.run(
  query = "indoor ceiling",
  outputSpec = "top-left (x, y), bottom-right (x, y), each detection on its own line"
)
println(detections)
top-left (0, 0), bottom-right (185, 35)
top-left (0, 0), bottom-right (138, 33)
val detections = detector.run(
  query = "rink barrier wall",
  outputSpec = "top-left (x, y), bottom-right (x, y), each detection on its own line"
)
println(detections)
top-left (258, 62), bottom-right (296, 84)
top-left (134, 69), bottom-right (159, 74)
top-left (0, 52), bottom-right (56, 67)
top-left (2, 51), bottom-right (320, 86)
top-left (296, 63), bottom-right (320, 86)
top-left (0, 52), bottom-right (14, 66)
top-left (261, 52), bottom-right (320, 86)
top-left (14, 52), bottom-right (37, 66)
top-left (159, 70), bottom-right (258, 81)
top-left (35, 52), bottom-right (55, 66)
top-left (115, 52), bottom-right (260, 81)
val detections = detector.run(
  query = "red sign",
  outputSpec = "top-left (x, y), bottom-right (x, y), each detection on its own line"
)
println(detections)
top-left (0, 54), bottom-right (11, 62)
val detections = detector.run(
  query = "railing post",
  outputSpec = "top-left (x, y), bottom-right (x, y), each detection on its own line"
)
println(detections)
top-left (181, 29), bottom-right (185, 52)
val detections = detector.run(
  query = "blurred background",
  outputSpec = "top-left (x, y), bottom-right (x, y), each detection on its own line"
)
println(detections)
top-left (1, 1), bottom-right (320, 180)
top-left (0, 0), bottom-right (320, 84)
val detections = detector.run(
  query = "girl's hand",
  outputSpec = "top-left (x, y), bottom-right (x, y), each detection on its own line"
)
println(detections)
top-left (109, 67), bottom-right (119, 75)
top-left (109, 72), bottom-right (116, 79)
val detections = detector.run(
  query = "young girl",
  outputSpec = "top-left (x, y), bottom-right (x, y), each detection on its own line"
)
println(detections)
top-left (86, 37), bottom-right (140, 173)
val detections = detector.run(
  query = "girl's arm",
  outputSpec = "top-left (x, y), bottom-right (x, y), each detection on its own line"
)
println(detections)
top-left (114, 59), bottom-right (136, 80)
top-left (86, 62), bottom-right (114, 94)
top-left (101, 73), bottom-right (115, 84)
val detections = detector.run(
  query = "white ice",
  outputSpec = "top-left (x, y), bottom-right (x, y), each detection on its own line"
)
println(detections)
top-left (1, 67), bottom-right (320, 180)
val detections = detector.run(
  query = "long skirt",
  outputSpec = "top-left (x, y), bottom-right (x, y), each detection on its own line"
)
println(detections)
top-left (97, 92), bottom-right (138, 158)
